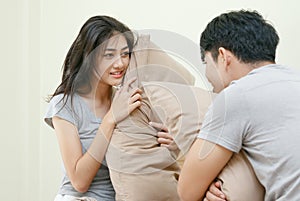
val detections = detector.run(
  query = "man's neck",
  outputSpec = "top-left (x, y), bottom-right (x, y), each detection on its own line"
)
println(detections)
top-left (247, 61), bottom-right (275, 69)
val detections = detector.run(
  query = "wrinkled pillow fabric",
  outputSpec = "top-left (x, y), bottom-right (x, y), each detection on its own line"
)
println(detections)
top-left (218, 151), bottom-right (265, 201)
top-left (142, 81), bottom-right (214, 156)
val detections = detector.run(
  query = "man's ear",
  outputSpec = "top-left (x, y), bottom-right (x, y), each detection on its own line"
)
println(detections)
top-left (218, 47), bottom-right (232, 72)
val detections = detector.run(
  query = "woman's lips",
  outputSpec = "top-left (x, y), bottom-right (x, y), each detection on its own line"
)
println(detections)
top-left (110, 70), bottom-right (124, 78)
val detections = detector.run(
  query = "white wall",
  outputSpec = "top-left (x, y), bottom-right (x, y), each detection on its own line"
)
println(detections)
top-left (1, 0), bottom-right (299, 200)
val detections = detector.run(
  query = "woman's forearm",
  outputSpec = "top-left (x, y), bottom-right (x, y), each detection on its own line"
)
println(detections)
top-left (73, 111), bottom-right (115, 192)
top-left (87, 111), bottom-right (115, 164)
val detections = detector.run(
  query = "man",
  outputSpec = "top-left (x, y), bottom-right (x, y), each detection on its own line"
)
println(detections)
top-left (178, 10), bottom-right (300, 201)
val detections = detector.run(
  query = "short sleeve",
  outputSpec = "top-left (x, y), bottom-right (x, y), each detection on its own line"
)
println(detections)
top-left (197, 86), bottom-right (250, 153)
top-left (44, 94), bottom-right (78, 129)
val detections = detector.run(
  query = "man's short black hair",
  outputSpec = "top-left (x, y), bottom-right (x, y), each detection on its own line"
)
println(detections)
top-left (200, 10), bottom-right (279, 63)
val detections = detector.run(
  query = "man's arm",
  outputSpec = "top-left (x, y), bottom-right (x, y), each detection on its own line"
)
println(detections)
top-left (178, 138), bottom-right (233, 201)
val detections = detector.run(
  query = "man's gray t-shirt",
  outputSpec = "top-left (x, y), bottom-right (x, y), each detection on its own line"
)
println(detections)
top-left (45, 93), bottom-right (115, 201)
top-left (198, 64), bottom-right (300, 200)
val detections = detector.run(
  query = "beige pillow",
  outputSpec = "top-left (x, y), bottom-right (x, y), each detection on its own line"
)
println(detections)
top-left (106, 35), bottom-right (196, 201)
top-left (218, 151), bottom-right (265, 201)
top-left (106, 91), bottom-right (182, 201)
top-left (142, 81), bottom-right (215, 156)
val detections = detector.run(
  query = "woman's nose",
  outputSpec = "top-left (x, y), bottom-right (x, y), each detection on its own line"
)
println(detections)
top-left (112, 56), bottom-right (123, 68)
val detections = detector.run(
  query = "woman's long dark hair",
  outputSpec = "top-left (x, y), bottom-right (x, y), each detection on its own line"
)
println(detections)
top-left (48, 15), bottom-right (134, 102)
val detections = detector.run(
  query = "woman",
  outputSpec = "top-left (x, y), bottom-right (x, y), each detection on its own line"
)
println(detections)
top-left (44, 16), bottom-right (143, 201)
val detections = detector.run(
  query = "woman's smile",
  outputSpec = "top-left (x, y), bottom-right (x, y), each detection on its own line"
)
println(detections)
top-left (109, 70), bottom-right (125, 79)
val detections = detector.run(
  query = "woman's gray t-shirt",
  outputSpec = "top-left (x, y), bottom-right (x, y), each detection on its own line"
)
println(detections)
top-left (44, 93), bottom-right (115, 201)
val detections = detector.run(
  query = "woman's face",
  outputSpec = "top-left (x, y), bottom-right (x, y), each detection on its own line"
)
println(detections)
top-left (95, 34), bottom-right (130, 87)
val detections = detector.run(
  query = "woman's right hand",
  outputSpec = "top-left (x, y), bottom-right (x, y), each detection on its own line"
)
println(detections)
top-left (108, 77), bottom-right (142, 124)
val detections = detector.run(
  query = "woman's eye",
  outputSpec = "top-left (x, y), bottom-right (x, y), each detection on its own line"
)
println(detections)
top-left (121, 51), bottom-right (130, 58)
top-left (104, 53), bottom-right (114, 59)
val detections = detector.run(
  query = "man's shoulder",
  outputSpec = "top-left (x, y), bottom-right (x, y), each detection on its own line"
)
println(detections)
top-left (229, 64), bottom-right (299, 92)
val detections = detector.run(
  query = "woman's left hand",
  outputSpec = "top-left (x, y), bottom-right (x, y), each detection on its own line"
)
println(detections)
top-left (149, 122), bottom-right (178, 151)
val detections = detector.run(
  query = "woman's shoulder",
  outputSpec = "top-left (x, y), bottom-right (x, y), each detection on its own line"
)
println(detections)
top-left (45, 93), bottom-right (80, 121)
top-left (45, 93), bottom-right (81, 128)
top-left (50, 93), bottom-right (69, 104)
top-left (49, 93), bottom-right (80, 108)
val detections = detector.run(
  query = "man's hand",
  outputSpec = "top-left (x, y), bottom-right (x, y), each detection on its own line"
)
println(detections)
top-left (204, 180), bottom-right (226, 201)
